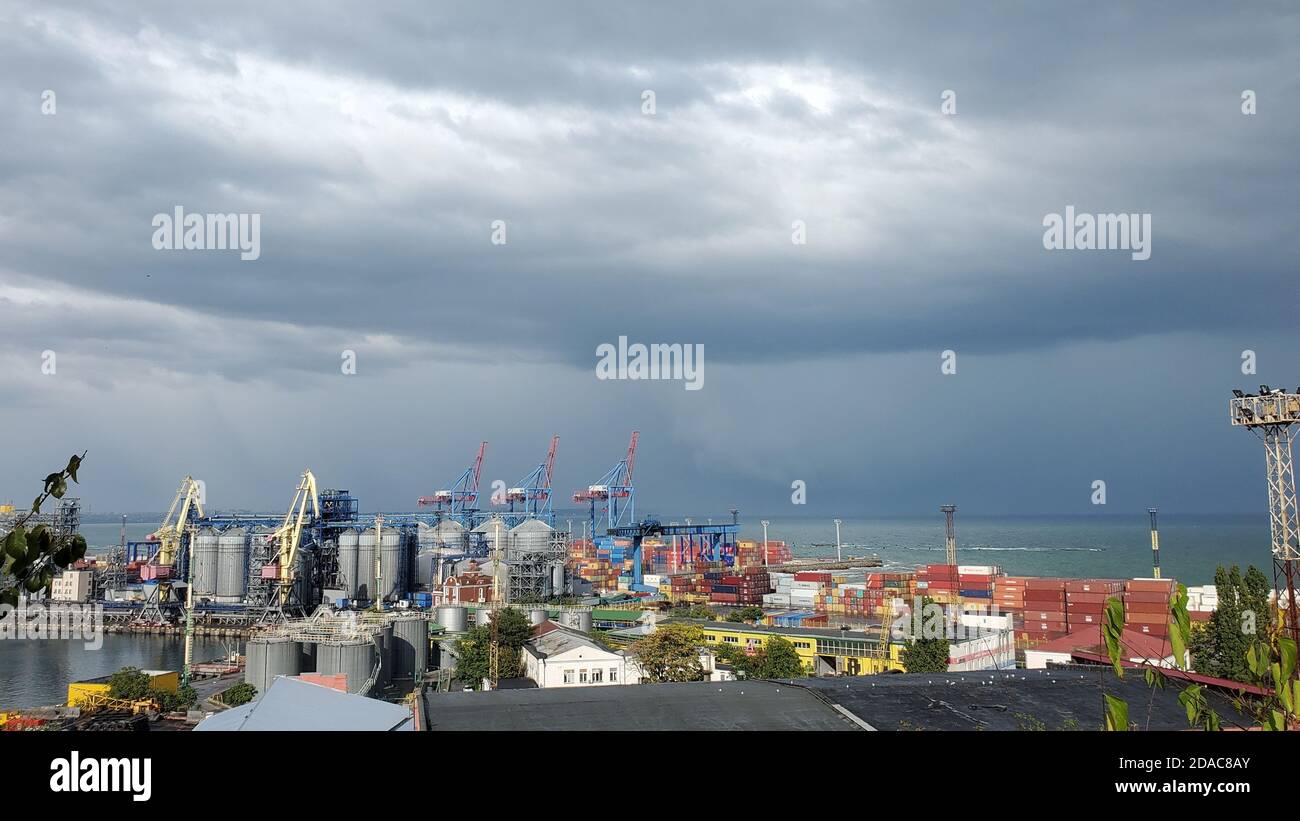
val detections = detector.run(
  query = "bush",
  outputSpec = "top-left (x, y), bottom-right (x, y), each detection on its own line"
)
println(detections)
top-left (223, 682), bottom-right (257, 707)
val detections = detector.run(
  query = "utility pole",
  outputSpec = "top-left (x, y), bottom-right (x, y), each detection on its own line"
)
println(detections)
top-left (761, 520), bottom-right (771, 567)
top-left (488, 518), bottom-right (502, 690)
top-left (373, 515), bottom-right (384, 612)
top-left (834, 519), bottom-right (843, 562)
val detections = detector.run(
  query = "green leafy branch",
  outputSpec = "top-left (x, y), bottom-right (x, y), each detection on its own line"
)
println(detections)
top-left (0, 452), bottom-right (88, 606)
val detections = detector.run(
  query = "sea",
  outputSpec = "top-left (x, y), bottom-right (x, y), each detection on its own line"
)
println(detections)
top-left (0, 513), bottom-right (1271, 710)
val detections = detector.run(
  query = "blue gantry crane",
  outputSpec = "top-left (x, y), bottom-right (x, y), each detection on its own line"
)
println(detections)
top-left (418, 441), bottom-right (487, 525)
top-left (572, 431), bottom-right (638, 541)
top-left (504, 435), bottom-right (559, 526)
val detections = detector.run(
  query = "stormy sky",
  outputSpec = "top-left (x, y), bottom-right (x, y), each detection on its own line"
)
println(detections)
top-left (1, 2), bottom-right (1296, 518)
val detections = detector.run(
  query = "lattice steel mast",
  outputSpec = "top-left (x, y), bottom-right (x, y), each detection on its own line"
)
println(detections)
top-left (1229, 385), bottom-right (1300, 647)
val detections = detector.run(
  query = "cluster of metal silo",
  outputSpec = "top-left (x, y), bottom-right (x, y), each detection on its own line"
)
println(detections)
top-left (529, 608), bottom-right (549, 626)
top-left (244, 636), bottom-right (302, 694)
top-left (191, 527), bottom-right (220, 597)
top-left (357, 529), bottom-right (377, 600)
top-left (315, 638), bottom-right (377, 695)
top-left (390, 615), bottom-right (429, 680)
top-left (216, 527), bottom-right (248, 602)
top-left (509, 518), bottom-right (553, 556)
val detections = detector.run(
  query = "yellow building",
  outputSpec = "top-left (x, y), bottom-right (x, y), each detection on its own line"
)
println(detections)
top-left (672, 619), bottom-right (905, 675)
top-left (67, 669), bottom-right (179, 707)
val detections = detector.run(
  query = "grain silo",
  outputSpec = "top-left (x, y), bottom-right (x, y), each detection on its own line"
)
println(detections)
top-left (191, 527), bottom-right (219, 597)
top-left (356, 529), bottom-right (377, 601)
top-left (217, 527), bottom-right (248, 601)
top-left (337, 528), bottom-right (359, 598)
top-left (378, 527), bottom-right (404, 601)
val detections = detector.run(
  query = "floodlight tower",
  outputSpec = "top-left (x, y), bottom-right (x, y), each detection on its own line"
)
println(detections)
top-left (1229, 385), bottom-right (1300, 647)
top-left (940, 505), bottom-right (958, 566)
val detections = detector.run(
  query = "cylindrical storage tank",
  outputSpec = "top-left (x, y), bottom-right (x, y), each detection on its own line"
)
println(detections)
top-left (217, 527), bottom-right (248, 599)
top-left (191, 528), bottom-right (220, 597)
top-left (391, 615), bottom-right (429, 680)
top-left (338, 529), bottom-right (359, 598)
top-left (477, 607), bottom-right (493, 628)
top-left (436, 605), bottom-right (467, 633)
top-left (379, 527), bottom-right (403, 601)
top-left (315, 638), bottom-right (377, 695)
top-left (244, 637), bottom-right (267, 693)
top-left (566, 611), bottom-right (593, 633)
top-left (529, 608), bottom-right (549, 626)
top-left (244, 636), bottom-right (301, 694)
top-left (509, 518), bottom-right (553, 558)
top-left (357, 530), bottom-right (377, 601)
top-left (551, 564), bottom-right (565, 596)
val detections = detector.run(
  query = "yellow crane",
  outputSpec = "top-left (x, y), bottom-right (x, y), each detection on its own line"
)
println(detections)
top-left (272, 470), bottom-right (319, 606)
top-left (153, 476), bottom-right (204, 566)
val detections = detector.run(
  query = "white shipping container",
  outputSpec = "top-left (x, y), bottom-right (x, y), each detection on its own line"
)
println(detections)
top-left (958, 565), bottom-right (998, 575)
top-left (790, 580), bottom-right (823, 590)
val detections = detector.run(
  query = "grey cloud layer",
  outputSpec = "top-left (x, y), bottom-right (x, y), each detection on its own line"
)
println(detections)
top-left (0, 2), bottom-right (1295, 513)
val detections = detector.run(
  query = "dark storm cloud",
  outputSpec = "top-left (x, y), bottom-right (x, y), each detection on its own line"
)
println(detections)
top-left (0, 1), bottom-right (1295, 513)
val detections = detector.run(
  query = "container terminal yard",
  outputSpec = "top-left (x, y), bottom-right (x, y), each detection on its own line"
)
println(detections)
top-left (2, 389), bottom-right (1299, 731)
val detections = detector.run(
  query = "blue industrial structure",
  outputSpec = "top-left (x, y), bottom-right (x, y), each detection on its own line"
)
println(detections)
top-left (573, 431), bottom-right (638, 541)
top-left (608, 519), bottom-right (739, 590)
top-left (503, 435), bottom-right (559, 526)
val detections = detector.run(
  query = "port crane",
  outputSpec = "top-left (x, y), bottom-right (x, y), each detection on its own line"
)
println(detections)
top-left (419, 442), bottom-right (487, 524)
top-left (505, 435), bottom-right (559, 524)
top-left (573, 431), bottom-right (638, 541)
top-left (270, 469), bottom-right (320, 607)
top-left (152, 476), bottom-right (205, 567)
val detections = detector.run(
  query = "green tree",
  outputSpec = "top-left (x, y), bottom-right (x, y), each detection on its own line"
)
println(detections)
top-left (1189, 564), bottom-right (1271, 682)
top-left (223, 682), bottom-right (257, 706)
top-left (725, 606), bottom-right (764, 623)
top-left (453, 607), bottom-right (533, 689)
top-left (901, 597), bottom-right (950, 673)
top-left (632, 623), bottom-right (706, 682)
top-left (901, 634), bottom-right (950, 673)
top-left (108, 667), bottom-right (151, 701)
top-left (0, 454), bottom-right (88, 605)
top-left (675, 604), bottom-right (715, 620)
top-left (716, 636), bottom-right (808, 679)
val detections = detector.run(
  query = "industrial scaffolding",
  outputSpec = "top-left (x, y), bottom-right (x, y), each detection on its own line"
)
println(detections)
top-left (507, 532), bottom-right (567, 603)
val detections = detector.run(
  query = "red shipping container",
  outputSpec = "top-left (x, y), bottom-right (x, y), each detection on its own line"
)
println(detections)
top-left (1133, 623), bottom-right (1170, 637)
top-left (1127, 579), bottom-right (1175, 593)
top-left (1124, 601), bottom-right (1169, 615)
top-left (1065, 591), bottom-right (1111, 604)
top-left (1069, 613), bottom-right (1103, 625)
top-left (1124, 591), bottom-right (1171, 604)
top-left (1126, 612), bottom-right (1168, 625)
top-left (1024, 592), bottom-right (1066, 604)
top-left (1024, 578), bottom-right (1067, 590)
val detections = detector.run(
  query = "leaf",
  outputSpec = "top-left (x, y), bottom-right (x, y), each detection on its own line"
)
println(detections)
top-left (65, 453), bottom-right (81, 483)
top-left (23, 573), bottom-right (43, 592)
top-left (1168, 583), bottom-right (1191, 670)
top-left (70, 534), bottom-right (87, 561)
top-left (1179, 685), bottom-right (1202, 725)
top-left (31, 495), bottom-right (42, 513)
top-left (1278, 636), bottom-right (1297, 684)
top-left (1103, 693), bottom-right (1130, 731)
top-left (51, 477), bottom-right (66, 499)
top-left (1102, 596), bottom-right (1126, 678)
top-left (4, 529), bottom-right (26, 561)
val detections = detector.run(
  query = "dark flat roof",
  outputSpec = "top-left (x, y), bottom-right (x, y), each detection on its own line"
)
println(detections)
top-left (796, 668), bottom-right (1251, 731)
top-left (424, 680), bottom-right (855, 731)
